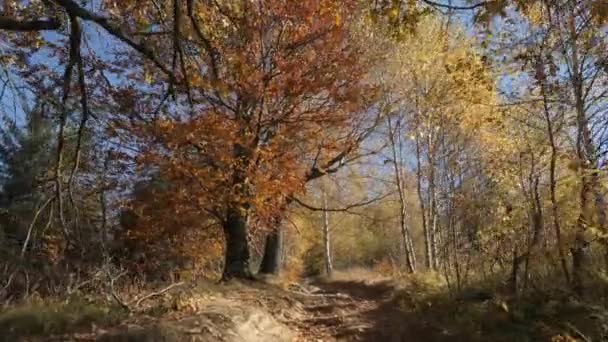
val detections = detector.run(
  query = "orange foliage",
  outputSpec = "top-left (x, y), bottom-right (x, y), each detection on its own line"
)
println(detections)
top-left (116, 181), bottom-right (224, 279)
top-left (111, 0), bottom-right (373, 239)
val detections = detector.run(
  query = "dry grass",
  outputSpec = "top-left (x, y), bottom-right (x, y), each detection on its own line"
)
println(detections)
top-left (326, 267), bottom-right (390, 283)
top-left (0, 296), bottom-right (125, 339)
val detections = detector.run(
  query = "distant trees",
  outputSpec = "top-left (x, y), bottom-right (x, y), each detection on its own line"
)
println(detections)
top-left (374, 14), bottom-right (496, 277)
top-left (355, 0), bottom-right (608, 296)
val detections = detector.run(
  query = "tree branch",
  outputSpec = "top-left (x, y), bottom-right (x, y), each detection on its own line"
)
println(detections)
top-left (305, 114), bottom-right (380, 182)
top-left (419, 0), bottom-right (488, 10)
top-left (0, 16), bottom-right (60, 31)
top-left (133, 282), bottom-right (185, 306)
top-left (20, 196), bottom-right (54, 258)
top-left (53, 0), bottom-right (175, 81)
top-left (291, 191), bottom-right (393, 212)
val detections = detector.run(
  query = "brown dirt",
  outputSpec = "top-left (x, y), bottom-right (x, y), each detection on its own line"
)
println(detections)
top-left (21, 278), bottom-right (450, 341)
top-left (287, 279), bottom-right (444, 342)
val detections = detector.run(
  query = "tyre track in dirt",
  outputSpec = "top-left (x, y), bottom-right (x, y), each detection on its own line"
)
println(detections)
top-left (286, 279), bottom-right (421, 342)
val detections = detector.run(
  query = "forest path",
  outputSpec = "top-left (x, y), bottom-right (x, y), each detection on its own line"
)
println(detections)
top-left (42, 277), bottom-right (454, 342)
top-left (289, 278), bottom-right (439, 342)
top-left (18, 274), bottom-right (589, 341)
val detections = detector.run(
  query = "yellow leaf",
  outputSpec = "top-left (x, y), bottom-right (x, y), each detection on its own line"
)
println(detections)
top-left (144, 70), bottom-right (153, 84)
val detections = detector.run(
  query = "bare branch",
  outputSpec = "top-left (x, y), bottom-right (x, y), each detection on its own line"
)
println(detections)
top-left (20, 196), bottom-right (54, 258)
top-left (0, 16), bottom-right (60, 31)
top-left (133, 282), bottom-right (185, 306)
top-left (53, 0), bottom-right (175, 81)
top-left (291, 191), bottom-right (393, 212)
top-left (106, 269), bottom-right (130, 311)
top-left (419, 0), bottom-right (488, 10)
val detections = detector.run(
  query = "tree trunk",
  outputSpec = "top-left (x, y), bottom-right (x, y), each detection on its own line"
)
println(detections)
top-left (509, 251), bottom-right (521, 295)
top-left (258, 199), bottom-right (292, 275)
top-left (566, 0), bottom-right (595, 296)
top-left (451, 216), bottom-right (462, 291)
top-left (572, 179), bottom-right (592, 295)
top-left (539, 68), bottom-right (570, 284)
top-left (509, 157), bottom-right (544, 295)
top-left (571, 231), bottom-right (590, 295)
top-left (593, 188), bottom-right (608, 272)
top-left (427, 131), bottom-right (439, 271)
top-left (401, 203), bottom-right (417, 273)
top-left (322, 189), bottom-right (333, 277)
top-left (259, 226), bottom-right (282, 275)
top-left (430, 210), bottom-right (439, 270)
top-left (415, 135), bottom-right (433, 270)
top-left (222, 208), bottom-right (253, 280)
top-left (387, 115), bottom-right (416, 273)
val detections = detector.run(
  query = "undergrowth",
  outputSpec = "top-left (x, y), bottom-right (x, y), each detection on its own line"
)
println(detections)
top-left (0, 296), bottom-right (126, 340)
top-left (391, 272), bottom-right (608, 341)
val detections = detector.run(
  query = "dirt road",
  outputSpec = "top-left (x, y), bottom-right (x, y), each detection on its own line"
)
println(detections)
top-left (48, 278), bottom-right (448, 342)
top-left (288, 279), bottom-right (439, 342)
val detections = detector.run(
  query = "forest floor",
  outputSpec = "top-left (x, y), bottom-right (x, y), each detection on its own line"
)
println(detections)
top-left (285, 277), bottom-right (442, 341)
top-left (1, 271), bottom-right (606, 341)
top-left (1, 275), bottom-right (436, 342)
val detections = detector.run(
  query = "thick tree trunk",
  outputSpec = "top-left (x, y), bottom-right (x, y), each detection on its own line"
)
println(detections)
top-left (259, 227), bottom-right (282, 275)
top-left (222, 208), bottom-right (253, 280)
top-left (259, 199), bottom-right (291, 275)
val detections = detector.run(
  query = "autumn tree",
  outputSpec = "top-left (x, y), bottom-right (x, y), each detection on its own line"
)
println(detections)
top-left (375, 14), bottom-right (497, 273)
top-left (482, 0), bottom-right (608, 294)
top-left (0, 0), bottom-right (380, 282)
top-left (107, 0), bottom-right (374, 279)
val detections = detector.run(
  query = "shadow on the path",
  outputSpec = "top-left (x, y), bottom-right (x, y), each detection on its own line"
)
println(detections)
top-left (311, 279), bottom-right (465, 342)
top-left (311, 276), bottom-right (599, 342)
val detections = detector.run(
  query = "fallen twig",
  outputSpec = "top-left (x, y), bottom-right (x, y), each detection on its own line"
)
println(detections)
top-left (0, 271), bottom-right (16, 297)
top-left (287, 290), bottom-right (350, 299)
top-left (132, 281), bottom-right (185, 307)
top-left (565, 322), bottom-right (590, 342)
top-left (107, 270), bottom-right (130, 311)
